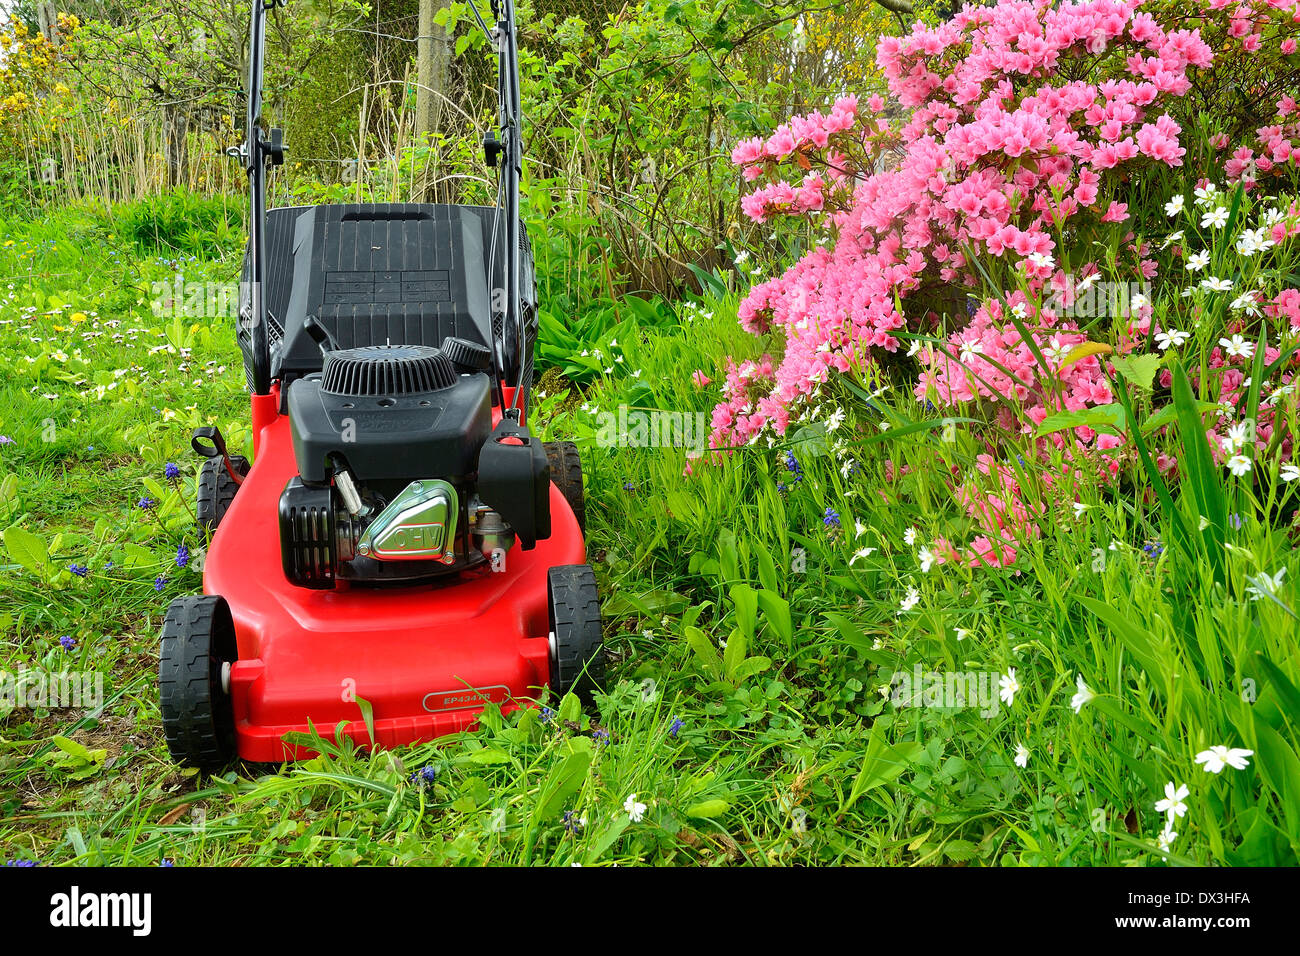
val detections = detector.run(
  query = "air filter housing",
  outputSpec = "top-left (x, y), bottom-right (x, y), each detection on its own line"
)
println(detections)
top-left (321, 345), bottom-right (457, 397)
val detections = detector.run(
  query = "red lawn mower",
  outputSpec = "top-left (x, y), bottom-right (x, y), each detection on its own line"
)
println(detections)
top-left (158, 0), bottom-right (605, 768)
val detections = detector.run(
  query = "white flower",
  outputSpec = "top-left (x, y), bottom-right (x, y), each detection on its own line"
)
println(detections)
top-left (854, 520), bottom-right (868, 538)
top-left (1157, 826), bottom-right (1177, 853)
top-left (1200, 206), bottom-right (1229, 229)
top-left (624, 793), bottom-right (647, 822)
top-left (1028, 251), bottom-right (1055, 269)
top-left (958, 339), bottom-right (985, 364)
top-left (906, 338), bottom-right (921, 357)
top-left (1185, 250), bottom-right (1210, 272)
top-left (1011, 302), bottom-right (1028, 320)
top-left (918, 547), bottom-right (935, 573)
top-left (1236, 227), bottom-right (1274, 257)
top-left (1218, 421), bottom-right (1252, 456)
top-left (1280, 464), bottom-right (1300, 482)
top-left (1194, 182), bottom-right (1218, 206)
top-left (898, 586), bottom-right (920, 614)
top-left (1043, 336), bottom-right (1070, 364)
top-left (849, 546), bottom-right (877, 566)
top-left (1194, 745), bottom-right (1254, 774)
top-left (1154, 781), bottom-right (1190, 822)
top-left (1227, 454), bottom-right (1252, 477)
top-left (904, 526), bottom-right (917, 546)
top-left (1154, 328), bottom-right (1189, 351)
top-left (1070, 674), bottom-right (1095, 713)
top-left (1072, 502), bottom-right (1090, 519)
top-left (1200, 276), bottom-right (1233, 293)
top-left (954, 628), bottom-right (970, 642)
top-left (1246, 567), bottom-right (1286, 601)
top-left (1164, 194), bottom-right (1185, 217)
top-left (1013, 743), bottom-right (1030, 768)
top-left (733, 250), bottom-right (750, 264)
top-left (1219, 334), bottom-right (1254, 359)
top-left (998, 669), bottom-right (1020, 707)
top-left (825, 407), bottom-right (846, 432)
top-left (1230, 291), bottom-right (1259, 315)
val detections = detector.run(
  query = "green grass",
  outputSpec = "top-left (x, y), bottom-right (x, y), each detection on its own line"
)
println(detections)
top-left (2, 200), bottom-right (1299, 866)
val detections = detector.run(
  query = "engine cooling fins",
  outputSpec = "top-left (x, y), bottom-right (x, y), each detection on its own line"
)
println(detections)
top-left (320, 344), bottom-right (457, 397)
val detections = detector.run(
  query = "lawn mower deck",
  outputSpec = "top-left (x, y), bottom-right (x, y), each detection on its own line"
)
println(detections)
top-left (199, 400), bottom-right (586, 763)
top-left (157, 0), bottom-right (605, 769)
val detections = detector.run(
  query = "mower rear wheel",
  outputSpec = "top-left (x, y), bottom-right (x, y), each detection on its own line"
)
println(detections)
top-left (196, 455), bottom-right (249, 531)
top-left (544, 441), bottom-right (585, 534)
top-left (159, 595), bottom-right (238, 771)
top-left (547, 564), bottom-right (605, 706)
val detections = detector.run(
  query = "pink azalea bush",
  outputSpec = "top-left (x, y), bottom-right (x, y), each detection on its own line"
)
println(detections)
top-left (712, 0), bottom-right (1300, 565)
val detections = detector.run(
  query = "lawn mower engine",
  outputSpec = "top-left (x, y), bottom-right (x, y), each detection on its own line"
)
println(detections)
top-left (279, 338), bottom-right (550, 589)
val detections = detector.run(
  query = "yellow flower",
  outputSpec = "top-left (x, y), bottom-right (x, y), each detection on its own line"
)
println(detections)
top-left (70, 312), bottom-right (87, 323)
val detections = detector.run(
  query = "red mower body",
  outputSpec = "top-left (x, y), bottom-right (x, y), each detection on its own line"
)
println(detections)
top-left (205, 390), bottom-right (584, 762)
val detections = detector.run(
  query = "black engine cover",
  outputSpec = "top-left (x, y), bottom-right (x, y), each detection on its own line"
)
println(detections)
top-left (287, 348), bottom-right (492, 484)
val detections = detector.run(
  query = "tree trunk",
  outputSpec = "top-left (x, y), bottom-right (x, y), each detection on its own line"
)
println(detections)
top-left (414, 0), bottom-right (452, 200)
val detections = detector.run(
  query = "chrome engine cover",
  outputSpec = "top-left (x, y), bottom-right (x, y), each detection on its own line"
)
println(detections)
top-left (356, 479), bottom-right (459, 564)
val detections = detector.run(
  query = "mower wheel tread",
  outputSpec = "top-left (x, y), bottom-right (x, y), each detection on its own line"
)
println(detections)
top-left (196, 455), bottom-right (249, 531)
top-left (548, 564), bottom-right (605, 706)
top-left (544, 441), bottom-right (585, 534)
top-left (159, 595), bottom-right (237, 771)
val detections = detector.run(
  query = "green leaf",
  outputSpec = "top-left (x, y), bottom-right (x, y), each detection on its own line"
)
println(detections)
top-left (533, 747), bottom-right (592, 822)
top-left (355, 695), bottom-right (375, 748)
top-left (753, 542), bottom-right (779, 593)
top-left (2, 526), bottom-right (49, 574)
top-left (730, 583), bottom-right (757, 641)
top-left (1058, 341), bottom-right (1113, 371)
top-left (844, 726), bottom-right (922, 809)
top-left (51, 734), bottom-right (92, 762)
top-left (730, 656), bottom-right (771, 682)
top-left (1034, 403), bottom-right (1126, 438)
top-left (557, 691), bottom-right (582, 724)
top-left (685, 798), bottom-right (730, 818)
top-left (722, 628), bottom-right (747, 681)
top-left (1075, 595), bottom-right (1163, 679)
top-left (467, 748), bottom-right (511, 764)
top-left (943, 839), bottom-right (978, 862)
top-left (755, 590), bottom-right (793, 644)
top-left (1110, 352), bottom-right (1163, 391)
top-left (684, 625), bottom-right (721, 678)
top-left (823, 612), bottom-right (892, 665)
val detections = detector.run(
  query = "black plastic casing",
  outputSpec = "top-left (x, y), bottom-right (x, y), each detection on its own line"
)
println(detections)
top-left (286, 371), bottom-right (492, 484)
top-left (477, 416), bottom-right (551, 550)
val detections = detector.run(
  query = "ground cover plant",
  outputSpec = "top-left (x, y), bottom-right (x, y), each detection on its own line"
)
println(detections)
top-left (2, 0), bottom-right (1299, 867)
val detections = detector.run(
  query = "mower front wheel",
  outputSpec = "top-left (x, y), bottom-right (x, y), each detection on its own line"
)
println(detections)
top-left (196, 455), bottom-right (249, 531)
top-left (159, 595), bottom-right (238, 771)
top-left (544, 441), bottom-right (585, 534)
top-left (547, 564), bottom-right (605, 706)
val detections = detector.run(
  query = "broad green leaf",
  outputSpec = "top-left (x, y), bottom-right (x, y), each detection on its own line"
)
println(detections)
top-left (685, 799), bottom-right (730, 818)
top-left (2, 526), bottom-right (49, 574)
top-left (730, 583), bottom-right (757, 641)
top-left (756, 590), bottom-right (792, 644)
